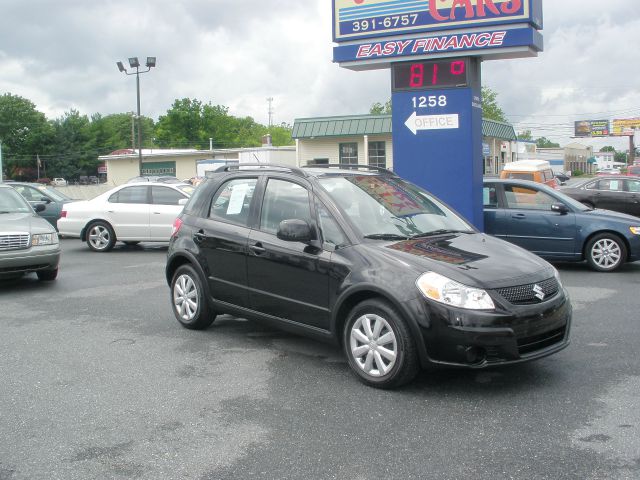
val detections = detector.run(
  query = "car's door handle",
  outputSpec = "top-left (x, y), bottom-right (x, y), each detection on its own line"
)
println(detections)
top-left (250, 243), bottom-right (266, 255)
top-left (511, 213), bottom-right (526, 219)
top-left (193, 231), bottom-right (206, 244)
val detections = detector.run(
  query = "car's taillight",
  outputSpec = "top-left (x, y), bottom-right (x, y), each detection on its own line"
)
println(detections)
top-left (60, 210), bottom-right (67, 218)
top-left (171, 217), bottom-right (183, 237)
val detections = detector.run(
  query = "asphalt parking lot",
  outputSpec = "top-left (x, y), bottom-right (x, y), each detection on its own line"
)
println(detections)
top-left (1, 239), bottom-right (639, 480)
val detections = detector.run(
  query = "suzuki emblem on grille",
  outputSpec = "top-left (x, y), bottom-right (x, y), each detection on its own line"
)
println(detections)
top-left (533, 284), bottom-right (545, 301)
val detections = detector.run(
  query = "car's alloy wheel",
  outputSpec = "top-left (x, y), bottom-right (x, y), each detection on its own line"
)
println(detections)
top-left (350, 314), bottom-right (398, 377)
top-left (343, 299), bottom-right (418, 389)
top-left (586, 233), bottom-right (627, 272)
top-left (170, 264), bottom-right (215, 330)
top-left (86, 221), bottom-right (116, 252)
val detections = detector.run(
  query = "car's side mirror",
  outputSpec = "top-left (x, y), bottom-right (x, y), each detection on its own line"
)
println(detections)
top-left (34, 203), bottom-right (46, 213)
top-left (551, 203), bottom-right (569, 215)
top-left (277, 219), bottom-right (313, 243)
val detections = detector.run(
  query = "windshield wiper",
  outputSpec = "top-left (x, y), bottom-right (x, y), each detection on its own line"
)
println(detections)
top-left (410, 229), bottom-right (471, 239)
top-left (0, 211), bottom-right (14, 214)
top-left (363, 233), bottom-right (409, 240)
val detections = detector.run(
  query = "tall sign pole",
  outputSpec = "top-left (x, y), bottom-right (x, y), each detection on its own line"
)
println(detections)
top-left (332, 0), bottom-right (543, 230)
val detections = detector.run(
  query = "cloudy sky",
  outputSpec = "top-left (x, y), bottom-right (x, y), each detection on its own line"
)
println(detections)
top-left (0, 0), bottom-right (638, 151)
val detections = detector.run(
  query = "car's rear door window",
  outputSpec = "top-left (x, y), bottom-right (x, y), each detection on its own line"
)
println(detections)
top-left (209, 178), bottom-right (257, 226)
top-left (109, 186), bottom-right (149, 204)
top-left (151, 186), bottom-right (186, 205)
top-left (626, 179), bottom-right (640, 193)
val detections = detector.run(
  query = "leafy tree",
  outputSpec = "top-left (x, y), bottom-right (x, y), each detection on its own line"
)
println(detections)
top-left (481, 87), bottom-right (507, 123)
top-left (517, 130), bottom-right (533, 141)
top-left (46, 110), bottom-right (94, 179)
top-left (370, 100), bottom-right (392, 114)
top-left (599, 146), bottom-right (616, 153)
top-left (268, 123), bottom-right (294, 146)
top-left (536, 137), bottom-right (560, 148)
top-left (615, 151), bottom-right (627, 164)
top-left (0, 93), bottom-right (53, 177)
top-left (154, 98), bottom-right (291, 149)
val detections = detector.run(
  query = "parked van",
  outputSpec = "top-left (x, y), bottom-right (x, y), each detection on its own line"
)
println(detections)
top-left (499, 160), bottom-right (558, 188)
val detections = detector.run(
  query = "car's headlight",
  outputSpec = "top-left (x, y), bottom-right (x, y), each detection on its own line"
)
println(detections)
top-left (32, 233), bottom-right (59, 246)
top-left (416, 272), bottom-right (495, 310)
top-left (631, 226), bottom-right (640, 235)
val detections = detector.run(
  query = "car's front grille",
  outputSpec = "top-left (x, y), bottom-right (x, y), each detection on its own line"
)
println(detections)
top-left (517, 327), bottom-right (566, 355)
top-left (495, 277), bottom-right (559, 305)
top-left (0, 233), bottom-right (30, 251)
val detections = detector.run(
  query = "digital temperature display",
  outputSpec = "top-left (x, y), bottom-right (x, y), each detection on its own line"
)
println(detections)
top-left (392, 59), bottom-right (469, 91)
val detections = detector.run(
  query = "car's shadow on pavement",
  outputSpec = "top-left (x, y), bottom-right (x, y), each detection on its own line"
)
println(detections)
top-left (200, 314), bottom-right (567, 396)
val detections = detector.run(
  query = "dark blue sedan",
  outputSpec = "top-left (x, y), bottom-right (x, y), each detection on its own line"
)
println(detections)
top-left (483, 179), bottom-right (640, 272)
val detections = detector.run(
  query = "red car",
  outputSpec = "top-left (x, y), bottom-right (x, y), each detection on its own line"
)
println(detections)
top-left (625, 165), bottom-right (640, 176)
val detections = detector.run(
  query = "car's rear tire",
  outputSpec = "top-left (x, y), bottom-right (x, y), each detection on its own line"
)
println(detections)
top-left (585, 233), bottom-right (627, 272)
top-left (37, 268), bottom-right (58, 281)
top-left (86, 221), bottom-right (116, 252)
top-left (170, 264), bottom-right (216, 330)
top-left (343, 299), bottom-right (419, 389)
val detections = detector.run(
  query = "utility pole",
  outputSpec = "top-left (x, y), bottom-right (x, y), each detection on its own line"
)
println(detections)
top-left (131, 112), bottom-right (136, 150)
top-left (0, 140), bottom-right (3, 182)
top-left (117, 57), bottom-right (156, 176)
top-left (267, 97), bottom-right (274, 130)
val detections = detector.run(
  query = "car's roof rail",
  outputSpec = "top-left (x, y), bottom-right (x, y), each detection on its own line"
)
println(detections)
top-left (207, 163), bottom-right (308, 178)
top-left (302, 164), bottom-right (397, 176)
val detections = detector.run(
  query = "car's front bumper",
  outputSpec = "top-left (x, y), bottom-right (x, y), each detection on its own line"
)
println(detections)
top-left (0, 245), bottom-right (61, 277)
top-left (411, 288), bottom-right (572, 368)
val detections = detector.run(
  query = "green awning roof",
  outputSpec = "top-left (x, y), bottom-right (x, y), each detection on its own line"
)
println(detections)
top-left (481, 118), bottom-right (517, 141)
top-left (292, 114), bottom-right (516, 141)
top-left (292, 115), bottom-right (392, 138)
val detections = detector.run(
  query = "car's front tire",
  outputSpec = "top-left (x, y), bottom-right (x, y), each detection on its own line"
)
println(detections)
top-left (585, 233), bottom-right (627, 272)
top-left (170, 264), bottom-right (216, 330)
top-left (86, 221), bottom-right (116, 252)
top-left (343, 299), bottom-right (419, 389)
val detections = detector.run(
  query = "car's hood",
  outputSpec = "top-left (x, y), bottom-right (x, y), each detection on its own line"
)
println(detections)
top-left (583, 208), bottom-right (640, 223)
top-left (369, 232), bottom-right (555, 289)
top-left (0, 213), bottom-right (56, 234)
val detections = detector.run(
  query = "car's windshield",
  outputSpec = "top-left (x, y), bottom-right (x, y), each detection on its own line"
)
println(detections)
top-left (0, 188), bottom-right (33, 213)
top-left (318, 175), bottom-right (473, 238)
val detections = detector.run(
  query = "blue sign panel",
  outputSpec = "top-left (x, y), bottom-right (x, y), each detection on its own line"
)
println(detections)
top-left (392, 59), bottom-right (484, 228)
top-left (333, 0), bottom-right (543, 43)
top-left (333, 25), bottom-right (542, 65)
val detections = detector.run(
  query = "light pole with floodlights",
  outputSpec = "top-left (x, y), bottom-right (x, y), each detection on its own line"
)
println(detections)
top-left (117, 56), bottom-right (156, 176)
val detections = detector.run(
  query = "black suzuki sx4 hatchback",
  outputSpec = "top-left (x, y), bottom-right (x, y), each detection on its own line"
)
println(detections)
top-left (166, 165), bottom-right (571, 388)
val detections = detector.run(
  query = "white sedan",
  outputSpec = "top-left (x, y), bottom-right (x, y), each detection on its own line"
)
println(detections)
top-left (58, 182), bottom-right (195, 251)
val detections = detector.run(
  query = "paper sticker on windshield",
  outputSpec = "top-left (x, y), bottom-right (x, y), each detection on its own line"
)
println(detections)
top-left (351, 176), bottom-right (423, 217)
top-left (227, 183), bottom-right (249, 215)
